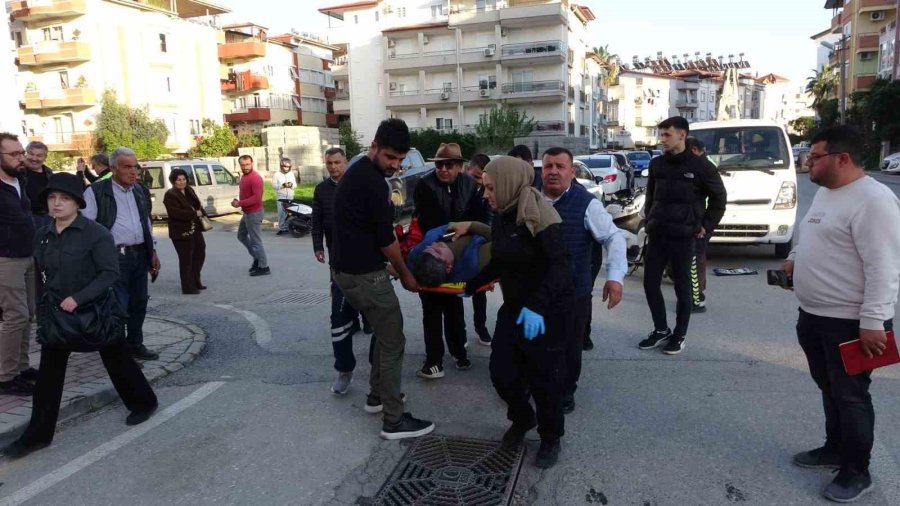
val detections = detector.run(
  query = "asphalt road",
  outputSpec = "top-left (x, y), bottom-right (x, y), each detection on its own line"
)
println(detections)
top-left (1, 173), bottom-right (899, 505)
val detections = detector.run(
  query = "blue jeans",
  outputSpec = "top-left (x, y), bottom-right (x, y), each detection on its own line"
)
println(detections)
top-left (113, 249), bottom-right (149, 346)
top-left (237, 211), bottom-right (267, 268)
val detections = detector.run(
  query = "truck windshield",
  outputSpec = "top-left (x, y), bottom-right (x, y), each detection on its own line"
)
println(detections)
top-left (692, 126), bottom-right (790, 170)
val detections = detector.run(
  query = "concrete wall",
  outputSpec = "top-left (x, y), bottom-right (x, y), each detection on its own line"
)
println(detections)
top-left (246, 125), bottom-right (340, 182)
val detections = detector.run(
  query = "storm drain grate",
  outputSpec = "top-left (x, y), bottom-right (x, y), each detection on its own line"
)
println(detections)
top-left (373, 435), bottom-right (524, 506)
top-left (266, 291), bottom-right (330, 305)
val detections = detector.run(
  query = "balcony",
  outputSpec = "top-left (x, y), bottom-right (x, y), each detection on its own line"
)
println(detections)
top-left (459, 85), bottom-right (498, 102)
top-left (458, 46), bottom-right (499, 65)
top-left (856, 75), bottom-right (877, 90)
top-left (28, 130), bottom-right (93, 152)
top-left (324, 87), bottom-right (336, 99)
top-left (17, 40), bottom-right (90, 66)
top-left (224, 107), bottom-right (271, 123)
top-left (218, 40), bottom-right (266, 61)
top-left (335, 89), bottom-right (350, 101)
top-left (332, 55), bottom-right (348, 77)
top-left (530, 120), bottom-right (565, 136)
top-left (448, 2), bottom-right (501, 27)
top-left (23, 87), bottom-right (96, 110)
top-left (326, 113), bottom-right (338, 127)
top-left (859, 0), bottom-right (897, 11)
top-left (856, 33), bottom-right (879, 52)
top-left (385, 88), bottom-right (459, 108)
top-left (385, 48), bottom-right (459, 71)
top-left (500, 40), bottom-right (565, 64)
top-left (676, 98), bottom-right (699, 108)
top-left (499, 1), bottom-right (567, 27)
top-left (333, 98), bottom-right (350, 114)
top-left (830, 13), bottom-right (841, 34)
top-left (7, 0), bottom-right (86, 21)
top-left (221, 72), bottom-right (269, 93)
top-left (501, 80), bottom-right (565, 103)
top-left (677, 80), bottom-right (700, 90)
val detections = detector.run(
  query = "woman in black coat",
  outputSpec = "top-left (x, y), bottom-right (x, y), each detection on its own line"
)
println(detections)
top-left (163, 168), bottom-right (207, 294)
top-left (461, 156), bottom-right (574, 470)
top-left (2, 173), bottom-right (158, 459)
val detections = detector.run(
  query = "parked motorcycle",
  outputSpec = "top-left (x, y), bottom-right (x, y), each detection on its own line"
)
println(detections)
top-left (278, 199), bottom-right (313, 238)
top-left (604, 187), bottom-right (647, 275)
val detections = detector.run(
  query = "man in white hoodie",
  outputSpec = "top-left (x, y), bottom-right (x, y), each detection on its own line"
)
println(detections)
top-left (784, 125), bottom-right (900, 503)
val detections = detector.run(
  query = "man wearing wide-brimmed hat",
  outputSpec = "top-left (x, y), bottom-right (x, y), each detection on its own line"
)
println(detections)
top-left (412, 143), bottom-right (487, 379)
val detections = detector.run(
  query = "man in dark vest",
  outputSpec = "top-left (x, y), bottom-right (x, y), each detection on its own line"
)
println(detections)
top-left (540, 147), bottom-right (627, 414)
top-left (83, 147), bottom-right (160, 361)
top-left (412, 143), bottom-right (485, 379)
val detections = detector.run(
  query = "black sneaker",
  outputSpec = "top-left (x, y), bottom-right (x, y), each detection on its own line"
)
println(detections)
top-left (583, 334), bottom-right (594, 351)
top-left (0, 377), bottom-right (35, 396)
top-left (2, 439), bottom-right (51, 459)
top-left (662, 335), bottom-right (686, 355)
top-left (249, 260), bottom-right (258, 272)
top-left (500, 419), bottom-right (536, 450)
top-left (250, 266), bottom-right (271, 277)
top-left (276, 230), bottom-right (287, 236)
top-left (534, 438), bottom-right (561, 468)
top-left (364, 392), bottom-right (406, 414)
top-left (17, 367), bottom-right (39, 382)
top-left (691, 304), bottom-right (707, 314)
top-left (823, 469), bottom-right (873, 503)
top-left (562, 393), bottom-right (575, 414)
top-left (638, 329), bottom-right (671, 350)
top-left (416, 363), bottom-right (445, 379)
top-left (455, 358), bottom-right (471, 370)
top-left (380, 412), bottom-right (435, 440)
top-left (476, 326), bottom-right (492, 346)
top-left (130, 344), bottom-right (159, 361)
top-left (793, 446), bottom-right (841, 470)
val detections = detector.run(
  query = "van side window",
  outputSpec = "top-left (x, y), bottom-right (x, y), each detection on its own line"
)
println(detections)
top-left (143, 167), bottom-right (165, 189)
top-left (173, 165), bottom-right (195, 186)
top-left (211, 165), bottom-right (237, 185)
top-left (193, 165), bottom-right (212, 186)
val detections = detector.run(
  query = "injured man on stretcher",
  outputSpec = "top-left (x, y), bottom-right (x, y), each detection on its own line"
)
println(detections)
top-left (407, 221), bottom-right (492, 288)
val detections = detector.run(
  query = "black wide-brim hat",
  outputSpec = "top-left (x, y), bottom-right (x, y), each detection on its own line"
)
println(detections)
top-left (40, 172), bottom-right (86, 209)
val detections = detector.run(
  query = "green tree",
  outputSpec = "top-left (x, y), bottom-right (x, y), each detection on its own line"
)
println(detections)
top-left (44, 151), bottom-right (71, 172)
top-left (788, 116), bottom-right (817, 140)
top-left (474, 105), bottom-right (534, 153)
top-left (95, 90), bottom-right (169, 159)
top-left (806, 65), bottom-right (838, 113)
top-left (409, 129), bottom-right (480, 160)
top-left (592, 44), bottom-right (620, 86)
top-left (339, 122), bottom-right (363, 157)
top-left (234, 124), bottom-right (262, 149)
top-left (189, 120), bottom-right (237, 157)
top-left (817, 98), bottom-right (840, 128)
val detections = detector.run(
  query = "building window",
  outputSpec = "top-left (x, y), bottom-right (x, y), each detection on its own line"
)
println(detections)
top-left (398, 7), bottom-right (406, 17)
top-left (301, 97), bottom-right (327, 113)
top-left (166, 77), bottom-right (172, 93)
top-left (478, 74), bottom-right (496, 89)
top-left (700, 91), bottom-right (706, 102)
top-left (354, 15), bottom-right (358, 24)
top-left (436, 118), bottom-right (453, 130)
top-left (375, 11), bottom-right (379, 21)
top-left (58, 71), bottom-right (69, 90)
top-left (11, 30), bottom-right (24, 48)
top-left (159, 34), bottom-right (167, 53)
top-left (431, 3), bottom-right (445, 17)
top-left (189, 120), bottom-right (201, 135)
top-left (42, 26), bottom-right (63, 41)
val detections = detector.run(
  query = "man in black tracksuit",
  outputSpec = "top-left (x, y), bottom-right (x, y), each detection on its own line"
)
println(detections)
top-left (413, 143), bottom-right (486, 378)
top-left (638, 117), bottom-right (726, 355)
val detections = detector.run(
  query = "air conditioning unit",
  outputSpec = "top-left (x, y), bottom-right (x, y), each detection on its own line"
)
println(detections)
top-left (423, 35), bottom-right (429, 44)
top-left (479, 89), bottom-right (490, 97)
top-left (387, 39), bottom-right (395, 47)
top-left (389, 82), bottom-right (397, 90)
top-left (871, 11), bottom-right (885, 21)
top-left (483, 47), bottom-right (495, 57)
top-left (440, 92), bottom-right (450, 100)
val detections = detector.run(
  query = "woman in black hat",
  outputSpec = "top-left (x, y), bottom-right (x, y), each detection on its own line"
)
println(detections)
top-left (2, 173), bottom-right (158, 459)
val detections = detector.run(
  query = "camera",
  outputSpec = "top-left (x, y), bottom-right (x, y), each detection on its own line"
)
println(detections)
top-left (766, 270), bottom-right (793, 288)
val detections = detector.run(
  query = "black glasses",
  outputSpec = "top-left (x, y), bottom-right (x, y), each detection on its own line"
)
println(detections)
top-left (435, 161), bottom-right (457, 169)
top-left (0, 151), bottom-right (25, 157)
top-left (807, 152), bottom-right (844, 164)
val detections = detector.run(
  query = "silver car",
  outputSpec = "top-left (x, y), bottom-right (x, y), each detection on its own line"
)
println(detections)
top-left (574, 154), bottom-right (630, 195)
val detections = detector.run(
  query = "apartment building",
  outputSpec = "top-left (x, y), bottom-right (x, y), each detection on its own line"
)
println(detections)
top-left (8, 0), bottom-right (228, 154)
top-left (0, 20), bottom-right (23, 134)
top-left (319, 0), bottom-right (600, 152)
top-left (606, 71), bottom-right (677, 147)
top-left (876, 13), bottom-right (898, 79)
top-left (822, 0), bottom-right (898, 96)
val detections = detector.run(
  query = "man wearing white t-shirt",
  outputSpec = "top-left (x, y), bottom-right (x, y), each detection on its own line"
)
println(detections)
top-left (273, 157), bottom-right (297, 236)
top-left (784, 125), bottom-right (900, 503)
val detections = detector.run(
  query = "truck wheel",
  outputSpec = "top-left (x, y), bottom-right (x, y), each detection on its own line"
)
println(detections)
top-left (774, 238), bottom-right (792, 259)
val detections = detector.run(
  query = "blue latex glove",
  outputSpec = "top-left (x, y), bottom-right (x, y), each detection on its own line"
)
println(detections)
top-left (516, 307), bottom-right (545, 340)
top-left (457, 292), bottom-right (472, 298)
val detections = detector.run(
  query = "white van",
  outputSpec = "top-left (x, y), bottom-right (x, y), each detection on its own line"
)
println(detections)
top-left (689, 119), bottom-right (797, 258)
top-left (140, 159), bottom-right (241, 219)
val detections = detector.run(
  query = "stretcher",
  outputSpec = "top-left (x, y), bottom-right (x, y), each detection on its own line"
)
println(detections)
top-left (395, 220), bottom-right (498, 294)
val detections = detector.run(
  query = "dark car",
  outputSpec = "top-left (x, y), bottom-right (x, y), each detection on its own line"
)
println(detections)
top-left (348, 148), bottom-right (433, 219)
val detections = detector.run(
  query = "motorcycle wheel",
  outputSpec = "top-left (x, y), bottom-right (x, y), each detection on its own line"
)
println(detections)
top-left (288, 221), bottom-right (309, 238)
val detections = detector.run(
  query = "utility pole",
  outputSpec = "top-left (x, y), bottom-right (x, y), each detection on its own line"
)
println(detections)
top-left (840, 31), bottom-right (847, 125)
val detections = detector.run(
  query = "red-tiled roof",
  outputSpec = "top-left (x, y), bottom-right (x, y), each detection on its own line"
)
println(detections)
top-left (318, 1), bottom-right (378, 14)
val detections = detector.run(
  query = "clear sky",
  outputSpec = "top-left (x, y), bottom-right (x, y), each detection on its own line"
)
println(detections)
top-left (216, 0), bottom-right (835, 88)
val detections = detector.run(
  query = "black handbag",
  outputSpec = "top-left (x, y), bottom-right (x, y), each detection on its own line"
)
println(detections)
top-left (36, 288), bottom-right (127, 352)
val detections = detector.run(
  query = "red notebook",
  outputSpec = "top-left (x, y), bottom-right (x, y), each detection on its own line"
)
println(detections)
top-left (839, 330), bottom-right (900, 376)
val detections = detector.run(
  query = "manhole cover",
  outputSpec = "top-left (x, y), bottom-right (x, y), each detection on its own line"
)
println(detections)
top-left (373, 435), bottom-right (524, 506)
top-left (266, 291), bottom-right (330, 305)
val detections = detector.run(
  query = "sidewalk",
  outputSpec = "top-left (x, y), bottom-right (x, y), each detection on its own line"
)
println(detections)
top-left (0, 315), bottom-right (206, 437)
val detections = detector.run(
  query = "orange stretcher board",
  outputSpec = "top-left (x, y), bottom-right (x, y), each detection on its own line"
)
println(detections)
top-left (417, 280), bottom-right (499, 294)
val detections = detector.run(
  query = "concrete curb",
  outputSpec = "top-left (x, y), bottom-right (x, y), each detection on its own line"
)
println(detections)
top-left (0, 315), bottom-right (207, 439)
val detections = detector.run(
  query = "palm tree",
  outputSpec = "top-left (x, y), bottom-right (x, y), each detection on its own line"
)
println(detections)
top-left (806, 64), bottom-right (838, 109)
top-left (593, 44), bottom-right (620, 86)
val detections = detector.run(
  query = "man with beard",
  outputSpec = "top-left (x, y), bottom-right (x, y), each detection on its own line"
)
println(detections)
top-left (0, 133), bottom-right (37, 395)
top-left (231, 155), bottom-right (269, 276)
top-left (23, 141), bottom-right (52, 231)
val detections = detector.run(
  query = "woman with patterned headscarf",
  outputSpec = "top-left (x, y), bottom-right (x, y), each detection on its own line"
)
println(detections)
top-left (454, 155), bottom-right (574, 469)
